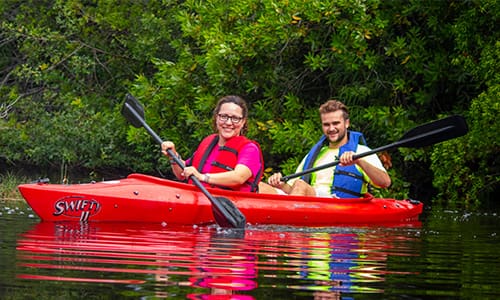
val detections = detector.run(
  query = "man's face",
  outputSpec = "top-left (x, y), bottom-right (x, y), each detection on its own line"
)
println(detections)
top-left (320, 110), bottom-right (349, 147)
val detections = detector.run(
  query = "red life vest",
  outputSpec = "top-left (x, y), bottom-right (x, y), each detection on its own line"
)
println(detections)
top-left (188, 134), bottom-right (264, 192)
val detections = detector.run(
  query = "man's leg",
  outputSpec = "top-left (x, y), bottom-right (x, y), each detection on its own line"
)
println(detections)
top-left (289, 179), bottom-right (316, 196)
top-left (258, 182), bottom-right (282, 194)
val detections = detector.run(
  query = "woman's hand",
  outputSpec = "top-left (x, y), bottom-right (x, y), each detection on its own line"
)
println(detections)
top-left (161, 141), bottom-right (177, 158)
top-left (181, 166), bottom-right (202, 181)
top-left (161, 141), bottom-right (185, 180)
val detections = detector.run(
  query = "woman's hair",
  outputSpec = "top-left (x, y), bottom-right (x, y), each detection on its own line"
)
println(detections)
top-left (319, 99), bottom-right (349, 120)
top-left (212, 95), bottom-right (249, 135)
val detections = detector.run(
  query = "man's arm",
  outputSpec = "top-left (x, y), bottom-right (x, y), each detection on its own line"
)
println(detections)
top-left (356, 158), bottom-right (391, 188)
top-left (339, 148), bottom-right (391, 188)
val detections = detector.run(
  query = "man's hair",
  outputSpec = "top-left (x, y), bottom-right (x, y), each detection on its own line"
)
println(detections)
top-left (319, 100), bottom-right (349, 120)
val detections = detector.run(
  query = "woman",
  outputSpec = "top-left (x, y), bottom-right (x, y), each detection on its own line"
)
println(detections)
top-left (162, 95), bottom-right (264, 192)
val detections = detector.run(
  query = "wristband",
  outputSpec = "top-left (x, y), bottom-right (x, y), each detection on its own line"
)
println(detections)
top-left (204, 174), bottom-right (210, 184)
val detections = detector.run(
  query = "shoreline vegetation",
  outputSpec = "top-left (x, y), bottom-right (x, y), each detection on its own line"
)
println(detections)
top-left (0, 173), bottom-right (28, 201)
top-left (1, 1), bottom-right (498, 205)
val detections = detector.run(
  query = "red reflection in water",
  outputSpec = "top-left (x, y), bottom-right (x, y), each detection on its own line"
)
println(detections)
top-left (16, 221), bottom-right (421, 299)
top-left (17, 273), bottom-right (145, 284)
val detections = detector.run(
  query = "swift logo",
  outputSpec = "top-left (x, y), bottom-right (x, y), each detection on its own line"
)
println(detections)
top-left (53, 196), bottom-right (101, 221)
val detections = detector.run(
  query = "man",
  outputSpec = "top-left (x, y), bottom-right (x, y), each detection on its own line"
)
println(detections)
top-left (267, 100), bottom-right (391, 198)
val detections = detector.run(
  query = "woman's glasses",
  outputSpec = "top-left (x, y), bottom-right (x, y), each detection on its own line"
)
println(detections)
top-left (217, 114), bottom-right (243, 124)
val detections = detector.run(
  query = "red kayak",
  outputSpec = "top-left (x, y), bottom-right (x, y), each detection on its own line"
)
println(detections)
top-left (18, 173), bottom-right (423, 226)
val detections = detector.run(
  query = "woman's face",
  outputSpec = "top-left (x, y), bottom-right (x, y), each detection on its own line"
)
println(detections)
top-left (215, 102), bottom-right (246, 142)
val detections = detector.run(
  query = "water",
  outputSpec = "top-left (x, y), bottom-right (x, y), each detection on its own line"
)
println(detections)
top-left (1, 199), bottom-right (500, 299)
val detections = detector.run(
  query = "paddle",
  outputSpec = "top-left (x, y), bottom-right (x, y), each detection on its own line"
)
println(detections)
top-left (281, 115), bottom-right (468, 182)
top-left (121, 94), bottom-right (246, 228)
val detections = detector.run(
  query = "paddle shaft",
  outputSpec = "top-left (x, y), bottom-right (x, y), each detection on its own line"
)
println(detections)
top-left (123, 102), bottom-right (246, 228)
top-left (281, 125), bottom-right (454, 182)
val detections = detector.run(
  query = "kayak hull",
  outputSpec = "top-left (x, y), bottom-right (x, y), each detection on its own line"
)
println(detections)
top-left (18, 173), bottom-right (423, 226)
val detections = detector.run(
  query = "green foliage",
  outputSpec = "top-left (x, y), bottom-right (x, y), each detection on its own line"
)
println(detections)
top-left (0, 0), bottom-right (176, 177)
top-left (431, 86), bottom-right (500, 205)
top-left (0, 0), bottom-right (498, 204)
top-left (429, 0), bottom-right (500, 205)
top-left (0, 171), bottom-right (27, 199)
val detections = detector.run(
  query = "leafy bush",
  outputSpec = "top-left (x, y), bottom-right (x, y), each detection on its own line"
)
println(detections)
top-left (431, 86), bottom-right (500, 206)
top-left (1, 0), bottom-right (498, 204)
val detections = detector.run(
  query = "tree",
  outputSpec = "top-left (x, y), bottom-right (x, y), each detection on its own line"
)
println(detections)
top-left (1, 0), bottom-right (497, 203)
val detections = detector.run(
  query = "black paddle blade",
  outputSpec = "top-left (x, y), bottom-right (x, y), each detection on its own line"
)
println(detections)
top-left (212, 197), bottom-right (246, 228)
top-left (398, 115), bottom-right (468, 148)
top-left (121, 94), bottom-right (145, 128)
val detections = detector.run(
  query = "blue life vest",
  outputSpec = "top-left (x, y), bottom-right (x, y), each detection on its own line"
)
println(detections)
top-left (301, 131), bottom-right (368, 198)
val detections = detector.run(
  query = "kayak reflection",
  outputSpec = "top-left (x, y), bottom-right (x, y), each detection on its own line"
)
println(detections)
top-left (16, 221), bottom-right (421, 298)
